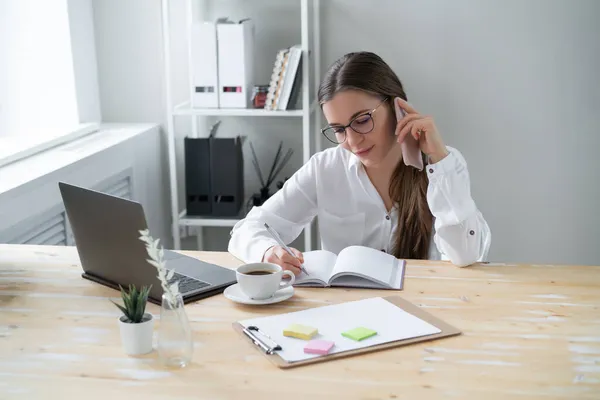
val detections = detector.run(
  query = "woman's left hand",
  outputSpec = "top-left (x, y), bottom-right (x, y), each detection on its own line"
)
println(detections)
top-left (394, 97), bottom-right (449, 164)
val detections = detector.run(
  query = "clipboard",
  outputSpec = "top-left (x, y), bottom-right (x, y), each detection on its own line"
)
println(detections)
top-left (232, 296), bottom-right (461, 369)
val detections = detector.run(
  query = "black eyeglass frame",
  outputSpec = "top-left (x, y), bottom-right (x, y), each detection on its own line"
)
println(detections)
top-left (320, 97), bottom-right (389, 144)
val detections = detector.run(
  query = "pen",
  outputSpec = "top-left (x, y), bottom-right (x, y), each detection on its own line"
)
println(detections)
top-left (263, 223), bottom-right (309, 276)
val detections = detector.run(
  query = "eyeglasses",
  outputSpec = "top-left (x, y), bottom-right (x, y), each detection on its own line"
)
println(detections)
top-left (321, 98), bottom-right (388, 144)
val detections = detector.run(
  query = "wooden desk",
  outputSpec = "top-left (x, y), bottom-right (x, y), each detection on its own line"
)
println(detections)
top-left (1, 244), bottom-right (599, 399)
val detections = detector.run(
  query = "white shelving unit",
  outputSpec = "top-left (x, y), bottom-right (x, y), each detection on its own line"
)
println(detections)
top-left (173, 100), bottom-right (314, 117)
top-left (160, 0), bottom-right (321, 251)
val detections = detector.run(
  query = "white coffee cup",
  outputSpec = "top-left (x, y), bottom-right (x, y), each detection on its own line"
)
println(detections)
top-left (236, 262), bottom-right (295, 300)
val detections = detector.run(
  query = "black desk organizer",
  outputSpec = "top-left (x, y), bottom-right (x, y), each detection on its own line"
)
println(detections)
top-left (184, 135), bottom-right (244, 217)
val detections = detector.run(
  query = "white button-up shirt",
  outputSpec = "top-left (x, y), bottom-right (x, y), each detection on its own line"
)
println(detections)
top-left (228, 145), bottom-right (491, 267)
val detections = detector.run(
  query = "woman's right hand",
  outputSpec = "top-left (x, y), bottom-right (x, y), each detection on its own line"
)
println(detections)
top-left (262, 246), bottom-right (304, 276)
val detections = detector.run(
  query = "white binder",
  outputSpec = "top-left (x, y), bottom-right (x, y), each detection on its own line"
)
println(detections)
top-left (216, 19), bottom-right (255, 108)
top-left (190, 22), bottom-right (219, 108)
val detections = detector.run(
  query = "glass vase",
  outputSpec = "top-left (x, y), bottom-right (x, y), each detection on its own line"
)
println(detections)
top-left (157, 293), bottom-right (193, 368)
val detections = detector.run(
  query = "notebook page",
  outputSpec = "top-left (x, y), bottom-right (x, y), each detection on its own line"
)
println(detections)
top-left (332, 246), bottom-right (399, 287)
top-left (324, 275), bottom-right (384, 289)
top-left (295, 250), bottom-right (337, 285)
top-left (238, 297), bottom-right (441, 363)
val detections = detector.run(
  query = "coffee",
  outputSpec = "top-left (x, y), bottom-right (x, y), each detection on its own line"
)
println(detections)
top-left (245, 270), bottom-right (274, 276)
top-left (236, 262), bottom-right (296, 300)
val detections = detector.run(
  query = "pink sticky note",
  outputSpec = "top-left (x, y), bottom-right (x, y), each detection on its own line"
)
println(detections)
top-left (304, 340), bottom-right (334, 355)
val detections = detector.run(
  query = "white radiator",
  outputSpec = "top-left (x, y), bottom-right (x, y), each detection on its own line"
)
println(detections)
top-left (9, 207), bottom-right (68, 246)
top-left (4, 172), bottom-right (132, 246)
top-left (0, 124), bottom-right (167, 249)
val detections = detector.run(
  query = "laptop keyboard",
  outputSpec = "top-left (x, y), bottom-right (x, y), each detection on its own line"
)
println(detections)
top-left (173, 272), bottom-right (210, 294)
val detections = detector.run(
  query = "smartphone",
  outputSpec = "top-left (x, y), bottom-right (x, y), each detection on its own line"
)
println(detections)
top-left (394, 97), bottom-right (424, 170)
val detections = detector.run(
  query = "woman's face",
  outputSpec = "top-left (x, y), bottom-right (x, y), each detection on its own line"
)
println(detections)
top-left (322, 90), bottom-right (397, 168)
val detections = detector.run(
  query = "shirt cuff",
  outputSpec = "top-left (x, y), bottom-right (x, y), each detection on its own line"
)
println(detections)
top-left (248, 238), bottom-right (279, 264)
top-left (426, 149), bottom-right (460, 180)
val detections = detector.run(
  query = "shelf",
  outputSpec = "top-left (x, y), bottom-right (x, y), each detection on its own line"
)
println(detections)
top-left (162, 0), bottom-right (319, 251)
top-left (178, 209), bottom-right (242, 228)
top-left (173, 102), bottom-right (305, 117)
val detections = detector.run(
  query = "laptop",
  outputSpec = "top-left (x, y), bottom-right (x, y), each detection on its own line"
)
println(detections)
top-left (58, 182), bottom-right (237, 305)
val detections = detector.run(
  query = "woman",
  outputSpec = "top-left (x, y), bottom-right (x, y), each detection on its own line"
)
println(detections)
top-left (228, 51), bottom-right (491, 274)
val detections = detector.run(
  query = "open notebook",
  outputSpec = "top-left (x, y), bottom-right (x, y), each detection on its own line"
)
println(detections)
top-left (294, 246), bottom-right (406, 289)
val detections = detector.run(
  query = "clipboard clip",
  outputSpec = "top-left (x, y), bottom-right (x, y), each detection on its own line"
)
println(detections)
top-left (242, 326), bottom-right (282, 355)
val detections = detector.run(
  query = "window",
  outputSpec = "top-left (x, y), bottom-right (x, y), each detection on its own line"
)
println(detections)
top-left (0, 0), bottom-right (100, 167)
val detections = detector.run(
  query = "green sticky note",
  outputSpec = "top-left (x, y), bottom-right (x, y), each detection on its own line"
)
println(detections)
top-left (341, 327), bottom-right (377, 341)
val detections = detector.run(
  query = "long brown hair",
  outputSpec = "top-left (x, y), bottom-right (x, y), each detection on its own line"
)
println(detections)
top-left (318, 52), bottom-right (433, 259)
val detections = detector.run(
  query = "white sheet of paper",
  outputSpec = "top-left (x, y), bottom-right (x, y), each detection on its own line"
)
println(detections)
top-left (238, 297), bottom-right (441, 363)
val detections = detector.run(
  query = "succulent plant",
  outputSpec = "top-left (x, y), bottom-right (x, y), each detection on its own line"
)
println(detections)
top-left (111, 284), bottom-right (151, 323)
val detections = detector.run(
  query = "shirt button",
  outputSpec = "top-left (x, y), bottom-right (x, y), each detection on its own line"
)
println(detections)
top-left (385, 215), bottom-right (390, 220)
top-left (469, 230), bottom-right (475, 235)
top-left (429, 168), bottom-right (434, 173)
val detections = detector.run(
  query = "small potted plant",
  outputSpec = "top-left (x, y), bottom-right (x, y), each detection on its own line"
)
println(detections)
top-left (112, 284), bottom-right (154, 355)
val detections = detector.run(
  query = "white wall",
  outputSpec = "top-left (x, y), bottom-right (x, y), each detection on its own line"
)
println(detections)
top-left (92, 0), bottom-right (172, 246)
top-left (92, 0), bottom-right (166, 123)
top-left (319, 0), bottom-right (600, 265)
top-left (91, 0), bottom-right (600, 265)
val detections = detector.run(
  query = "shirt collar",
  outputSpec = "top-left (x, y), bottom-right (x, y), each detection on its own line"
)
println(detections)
top-left (347, 149), bottom-right (362, 171)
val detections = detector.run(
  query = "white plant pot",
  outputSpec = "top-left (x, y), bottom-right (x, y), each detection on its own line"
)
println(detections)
top-left (118, 313), bottom-right (154, 355)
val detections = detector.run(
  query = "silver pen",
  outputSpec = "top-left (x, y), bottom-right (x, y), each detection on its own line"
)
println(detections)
top-left (263, 223), bottom-right (309, 276)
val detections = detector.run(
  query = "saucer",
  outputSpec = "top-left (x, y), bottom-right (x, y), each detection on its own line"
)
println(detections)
top-left (223, 283), bottom-right (294, 305)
